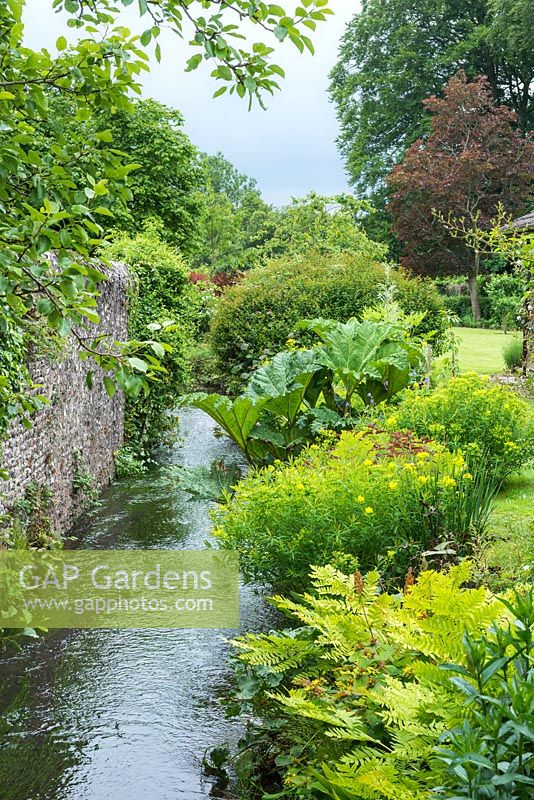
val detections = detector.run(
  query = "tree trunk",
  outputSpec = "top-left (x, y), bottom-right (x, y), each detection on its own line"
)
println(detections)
top-left (468, 275), bottom-right (481, 321)
top-left (468, 251), bottom-right (481, 322)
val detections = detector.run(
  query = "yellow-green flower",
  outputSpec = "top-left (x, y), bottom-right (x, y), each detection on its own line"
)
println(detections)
top-left (388, 480), bottom-right (398, 491)
top-left (416, 451), bottom-right (430, 461)
top-left (463, 472), bottom-right (473, 481)
top-left (417, 475), bottom-right (429, 485)
top-left (295, 482), bottom-right (306, 491)
top-left (441, 475), bottom-right (457, 489)
top-left (364, 506), bottom-right (374, 515)
top-left (357, 495), bottom-right (365, 504)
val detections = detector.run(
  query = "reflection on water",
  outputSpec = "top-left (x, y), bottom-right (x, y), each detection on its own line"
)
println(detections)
top-left (0, 409), bottom-right (274, 800)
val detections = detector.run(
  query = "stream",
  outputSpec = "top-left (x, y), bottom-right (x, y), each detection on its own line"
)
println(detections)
top-left (0, 408), bottom-right (273, 800)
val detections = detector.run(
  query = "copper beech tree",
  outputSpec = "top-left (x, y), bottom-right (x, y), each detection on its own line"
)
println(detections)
top-left (388, 72), bottom-right (534, 319)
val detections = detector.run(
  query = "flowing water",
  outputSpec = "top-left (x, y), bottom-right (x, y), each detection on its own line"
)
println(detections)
top-left (0, 409), bottom-right (273, 800)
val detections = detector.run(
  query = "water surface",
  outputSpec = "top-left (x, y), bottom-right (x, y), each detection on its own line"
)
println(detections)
top-left (0, 409), bottom-right (271, 800)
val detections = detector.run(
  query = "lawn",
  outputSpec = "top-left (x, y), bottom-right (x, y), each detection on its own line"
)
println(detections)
top-left (439, 329), bottom-right (533, 582)
top-left (487, 466), bottom-right (534, 585)
top-left (453, 326), bottom-right (520, 374)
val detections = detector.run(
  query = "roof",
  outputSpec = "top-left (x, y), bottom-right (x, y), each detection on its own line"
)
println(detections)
top-left (510, 211), bottom-right (534, 232)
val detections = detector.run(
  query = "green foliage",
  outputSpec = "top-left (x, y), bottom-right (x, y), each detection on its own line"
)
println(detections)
top-left (503, 338), bottom-right (524, 371)
top-left (485, 273), bottom-right (524, 329)
top-left (0, 0), bottom-right (331, 447)
top-left (104, 225), bottom-right (196, 453)
top-left (260, 193), bottom-right (388, 261)
top-left (192, 152), bottom-right (279, 275)
top-left (394, 374), bottom-right (534, 477)
top-left (185, 316), bottom-right (426, 465)
top-left (193, 182), bottom-right (276, 275)
top-left (0, 1), bottom-right (163, 437)
top-left (7, 483), bottom-right (60, 550)
top-left (183, 393), bottom-right (267, 463)
top-left (297, 315), bottom-right (425, 406)
top-left (435, 589), bottom-right (534, 799)
top-left (227, 563), bottom-right (517, 799)
top-left (201, 152), bottom-right (259, 204)
top-left (102, 100), bottom-right (203, 254)
top-left (210, 252), bottom-right (447, 387)
top-left (72, 450), bottom-right (99, 511)
top-left (113, 445), bottom-right (148, 479)
top-left (54, 0), bottom-right (334, 106)
top-left (213, 430), bottom-right (492, 592)
top-left (163, 460), bottom-right (243, 502)
top-left (330, 0), bottom-right (534, 196)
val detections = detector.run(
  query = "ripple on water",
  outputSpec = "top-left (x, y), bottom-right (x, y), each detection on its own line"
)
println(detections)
top-left (0, 409), bottom-right (277, 800)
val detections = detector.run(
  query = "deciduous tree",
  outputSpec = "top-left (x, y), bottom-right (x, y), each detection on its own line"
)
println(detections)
top-left (330, 0), bottom-right (534, 196)
top-left (260, 193), bottom-right (388, 261)
top-left (387, 73), bottom-right (534, 319)
top-left (102, 100), bottom-right (204, 255)
top-left (0, 0), bottom-right (332, 436)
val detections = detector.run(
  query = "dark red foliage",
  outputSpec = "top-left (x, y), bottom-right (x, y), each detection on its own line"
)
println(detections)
top-left (387, 72), bottom-right (534, 279)
top-left (189, 271), bottom-right (211, 285)
top-left (211, 271), bottom-right (243, 289)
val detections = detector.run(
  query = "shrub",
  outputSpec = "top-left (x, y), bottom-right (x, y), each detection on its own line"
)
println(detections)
top-left (503, 337), bottom-right (523, 371)
top-left (393, 373), bottom-right (534, 477)
top-left (485, 272), bottom-right (523, 329)
top-left (210, 252), bottom-right (447, 387)
top-left (213, 430), bottom-right (495, 592)
top-left (104, 224), bottom-right (197, 454)
top-left (225, 564), bottom-right (526, 800)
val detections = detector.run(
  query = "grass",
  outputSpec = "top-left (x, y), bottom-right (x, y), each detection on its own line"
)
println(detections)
top-left (486, 466), bottom-right (534, 585)
top-left (453, 327), bottom-right (521, 374)
top-left (484, 394), bottom-right (534, 585)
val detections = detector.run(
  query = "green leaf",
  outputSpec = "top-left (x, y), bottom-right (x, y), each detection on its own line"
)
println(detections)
top-left (184, 393), bottom-right (266, 457)
top-left (245, 350), bottom-right (321, 425)
top-left (127, 356), bottom-right (148, 373)
top-left (186, 54), bottom-right (203, 72)
top-left (103, 376), bottom-right (116, 398)
top-left (140, 29), bottom-right (152, 46)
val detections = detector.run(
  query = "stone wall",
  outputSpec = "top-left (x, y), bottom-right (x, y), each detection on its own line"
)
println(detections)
top-left (0, 263), bottom-right (129, 534)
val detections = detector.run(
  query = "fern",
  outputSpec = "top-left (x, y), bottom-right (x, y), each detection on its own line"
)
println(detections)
top-left (228, 563), bottom-right (522, 799)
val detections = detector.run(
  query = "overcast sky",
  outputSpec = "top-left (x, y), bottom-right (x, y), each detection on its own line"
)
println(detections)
top-left (23, 1), bottom-right (358, 206)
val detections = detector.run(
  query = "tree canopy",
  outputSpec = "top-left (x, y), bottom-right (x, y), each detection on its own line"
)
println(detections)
top-left (193, 153), bottom-right (277, 274)
top-left (261, 193), bottom-right (388, 261)
top-left (0, 0), bottom-right (332, 434)
top-left (103, 100), bottom-right (204, 255)
top-left (387, 73), bottom-right (534, 319)
top-left (330, 0), bottom-right (534, 195)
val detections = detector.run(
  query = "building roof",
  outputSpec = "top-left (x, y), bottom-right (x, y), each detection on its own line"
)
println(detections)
top-left (510, 211), bottom-right (534, 232)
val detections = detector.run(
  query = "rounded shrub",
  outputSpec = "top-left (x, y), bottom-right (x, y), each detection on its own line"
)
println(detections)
top-left (213, 430), bottom-right (481, 592)
top-left (393, 373), bottom-right (534, 477)
top-left (210, 252), bottom-right (447, 386)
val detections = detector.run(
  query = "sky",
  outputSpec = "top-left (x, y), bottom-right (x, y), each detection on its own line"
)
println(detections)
top-left (23, 1), bottom-right (358, 206)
